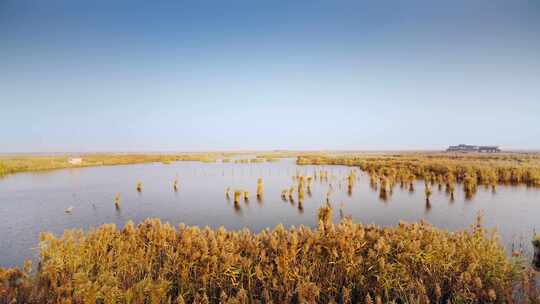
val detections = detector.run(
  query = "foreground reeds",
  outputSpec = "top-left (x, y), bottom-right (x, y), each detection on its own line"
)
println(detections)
top-left (1, 206), bottom-right (537, 304)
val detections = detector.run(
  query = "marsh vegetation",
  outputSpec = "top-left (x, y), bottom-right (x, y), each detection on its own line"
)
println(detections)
top-left (0, 153), bottom-right (245, 178)
top-left (1, 153), bottom-right (540, 302)
top-left (298, 153), bottom-right (540, 200)
top-left (1, 205), bottom-right (538, 303)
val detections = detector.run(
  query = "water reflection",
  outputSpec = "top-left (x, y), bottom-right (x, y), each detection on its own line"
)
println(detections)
top-left (425, 199), bottom-right (432, 213)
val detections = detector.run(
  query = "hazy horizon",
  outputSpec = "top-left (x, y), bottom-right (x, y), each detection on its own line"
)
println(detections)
top-left (2, 1), bottom-right (539, 152)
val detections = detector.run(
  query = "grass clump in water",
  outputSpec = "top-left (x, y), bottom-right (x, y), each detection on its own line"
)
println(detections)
top-left (424, 182), bottom-right (432, 202)
top-left (114, 193), bottom-right (121, 210)
top-left (256, 178), bottom-right (263, 200)
top-left (233, 190), bottom-right (241, 205)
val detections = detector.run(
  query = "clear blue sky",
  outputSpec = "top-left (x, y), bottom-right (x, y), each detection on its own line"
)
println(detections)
top-left (1, 0), bottom-right (539, 152)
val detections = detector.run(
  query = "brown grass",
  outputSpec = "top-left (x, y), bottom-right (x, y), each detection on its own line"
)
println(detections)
top-left (298, 153), bottom-right (540, 200)
top-left (298, 153), bottom-right (540, 186)
top-left (1, 205), bottom-right (537, 303)
top-left (0, 153), bottom-right (244, 178)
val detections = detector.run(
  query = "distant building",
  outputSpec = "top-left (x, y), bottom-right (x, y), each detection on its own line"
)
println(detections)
top-left (68, 157), bottom-right (83, 165)
top-left (446, 144), bottom-right (500, 153)
top-left (478, 146), bottom-right (501, 153)
top-left (447, 144), bottom-right (478, 152)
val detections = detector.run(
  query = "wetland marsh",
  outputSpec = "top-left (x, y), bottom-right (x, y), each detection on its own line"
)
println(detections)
top-left (1, 156), bottom-right (539, 267)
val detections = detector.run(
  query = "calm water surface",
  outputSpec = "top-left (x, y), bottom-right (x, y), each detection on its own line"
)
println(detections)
top-left (1, 158), bottom-right (539, 267)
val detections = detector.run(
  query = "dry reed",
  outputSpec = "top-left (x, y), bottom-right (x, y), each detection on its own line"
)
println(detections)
top-left (0, 206), bottom-right (536, 303)
top-left (233, 190), bottom-right (241, 205)
top-left (256, 178), bottom-right (263, 200)
top-left (298, 153), bottom-right (540, 188)
top-left (114, 193), bottom-right (121, 210)
top-left (0, 153), bottom-right (241, 178)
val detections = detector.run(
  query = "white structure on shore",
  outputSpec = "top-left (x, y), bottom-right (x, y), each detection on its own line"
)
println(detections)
top-left (68, 157), bottom-right (83, 165)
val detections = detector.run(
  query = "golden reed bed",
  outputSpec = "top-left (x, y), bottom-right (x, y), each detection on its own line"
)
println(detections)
top-left (297, 153), bottom-right (540, 187)
top-left (0, 153), bottom-right (232, 177)
top-left (1, 205), bottom-right (538, 304)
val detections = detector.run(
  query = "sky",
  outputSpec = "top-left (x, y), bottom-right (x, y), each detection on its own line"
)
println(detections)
top-left (1, 0), bottom-right (539, 152)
